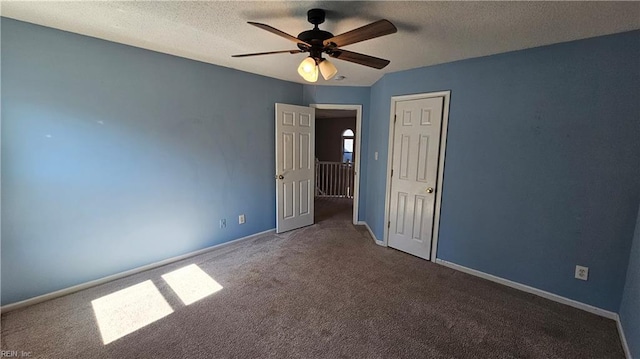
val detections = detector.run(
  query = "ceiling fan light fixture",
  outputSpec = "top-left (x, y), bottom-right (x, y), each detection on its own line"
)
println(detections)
top-left (318, 58), bottom-right (338, 80)
top-left (298, 57), bottom-right (318, 82)
top-left (234, 9), bottom-right (397, 82)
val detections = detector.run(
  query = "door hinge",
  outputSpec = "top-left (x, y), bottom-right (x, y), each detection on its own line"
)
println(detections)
top-left (388, 221), bottom-right (391, 228)
top-left (391, 169), bottom-right (394, 178)
top-left (394, 114), bottom-right (397, 123)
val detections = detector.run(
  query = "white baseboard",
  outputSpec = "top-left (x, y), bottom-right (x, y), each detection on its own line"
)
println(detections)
top-left (434, 259), bottom-right (617, 320)
top-left (616, 315), bottom-right (632, 359)
top-left (357, 221), bottom-right (385, 246)
top-left (1, 228), bottom-right (275, 313)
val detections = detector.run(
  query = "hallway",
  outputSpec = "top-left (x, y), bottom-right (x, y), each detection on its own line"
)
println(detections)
top-left (314, 197), bottom-right (354, 224)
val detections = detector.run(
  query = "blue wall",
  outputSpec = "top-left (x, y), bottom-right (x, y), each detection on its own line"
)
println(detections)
top-left (303, 85), bottom-right (371, 222)
top-left (620, 204), bottom-right (640, 357)
top-left (1, 18), bottom-right (303, 305)
top-left (364, 31), bottom-right (640, 311)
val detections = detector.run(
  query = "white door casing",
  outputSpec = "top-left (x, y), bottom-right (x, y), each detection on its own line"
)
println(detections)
top-left (387, 95), bottom-right (446, 260)
top-left (275, 103), bottom-right (315, 233)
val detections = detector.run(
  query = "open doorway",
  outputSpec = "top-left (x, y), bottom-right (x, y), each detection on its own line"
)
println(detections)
top-left (311, 105), bottom-right (362, 225)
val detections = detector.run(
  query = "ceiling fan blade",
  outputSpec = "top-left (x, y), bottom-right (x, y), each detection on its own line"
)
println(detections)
top-left (248, 22), bottom-right (309, 45)
top-left (232, 50), bottom-right (304, 58)
top-left (323, 19), bottom-right (397, 48)
top-left (328, 49), bottom-right (390, 69)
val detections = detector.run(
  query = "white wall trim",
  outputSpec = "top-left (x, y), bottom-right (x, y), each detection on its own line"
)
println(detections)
top-left (435, 259), bottom-right (618, 320)
top-left (383, 91), bottom-right (451, 262)
top-left (430, 93), bottom-right (450, 260)
top-left (357, 221), bottom-right (385, 246)
top-left (382, 97), bottom-right (396, 247)
top-left (310, 104), bottom-right (362, 225)
top-left (1, 228), bottom-right (275, 313)
top-left (616, 316), bottom-right (632, 359)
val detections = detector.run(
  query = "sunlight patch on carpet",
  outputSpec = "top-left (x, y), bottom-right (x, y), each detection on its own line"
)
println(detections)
top-left (162, 264), bottom-right (223, 305)
top-left (91, 280), bottom-right (173, 345)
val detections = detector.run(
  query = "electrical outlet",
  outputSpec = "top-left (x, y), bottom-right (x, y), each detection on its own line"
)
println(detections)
top-left (219, 219), bottom-right (226, 229)
top-left (239, 214), bottom-right (245, 224)
top-left (575, 265), bottom-right (589, 281)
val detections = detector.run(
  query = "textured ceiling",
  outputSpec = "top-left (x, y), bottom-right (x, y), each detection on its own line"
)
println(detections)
top-left (2, 1), bottom-right (639, 86)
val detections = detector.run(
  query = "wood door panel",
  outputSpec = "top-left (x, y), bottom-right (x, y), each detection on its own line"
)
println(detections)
top-left (299, 179), bottom-right (311, 216)
top-left (299, 133), bottom-right (310, 170)
top-left (276, 104), bottom-right (315, 233)
top-left (399, 135), bottom-right (411, 180)
top-left (416, 135), bottom-right (430, 183)
top-left (412, 195), bottom-right (427, 241)
top-left (388, 96), bottom-right (444, 259)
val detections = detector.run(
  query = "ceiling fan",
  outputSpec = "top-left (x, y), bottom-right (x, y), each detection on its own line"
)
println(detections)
top-left (232, 9), bottom-right (397, 82)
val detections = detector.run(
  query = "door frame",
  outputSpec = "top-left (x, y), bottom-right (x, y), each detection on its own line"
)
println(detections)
top-left (382, 91), bottom-right (451, 261)
top-left (310, 103), bottom-right (362, 225)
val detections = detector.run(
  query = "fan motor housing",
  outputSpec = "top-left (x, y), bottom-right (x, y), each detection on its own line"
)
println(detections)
top-left (297, 29), bottom-right (333, 45)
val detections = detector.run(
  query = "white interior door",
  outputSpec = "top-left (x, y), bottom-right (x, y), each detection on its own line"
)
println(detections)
top-left (275, 103), bottom-right (315, 233)
top-left (388, 96), bottom-right (444, 259)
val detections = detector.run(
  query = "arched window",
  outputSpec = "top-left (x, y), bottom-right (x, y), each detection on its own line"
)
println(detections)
top-left (342, 129), bottom-right (354, 163)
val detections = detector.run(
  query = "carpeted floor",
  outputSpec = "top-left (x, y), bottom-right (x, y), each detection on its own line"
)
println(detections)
top-left (1, 197), bottom-right (625, 358)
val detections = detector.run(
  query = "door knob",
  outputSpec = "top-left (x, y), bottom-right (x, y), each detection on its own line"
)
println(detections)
top-left (275, 175), bottom-right (284, 180)
top-left (426, 187), bottom-right (434, 193)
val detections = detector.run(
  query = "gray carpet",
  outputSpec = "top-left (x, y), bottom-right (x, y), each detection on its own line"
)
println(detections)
top-left (1, 198), bottom-right (625, 358)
